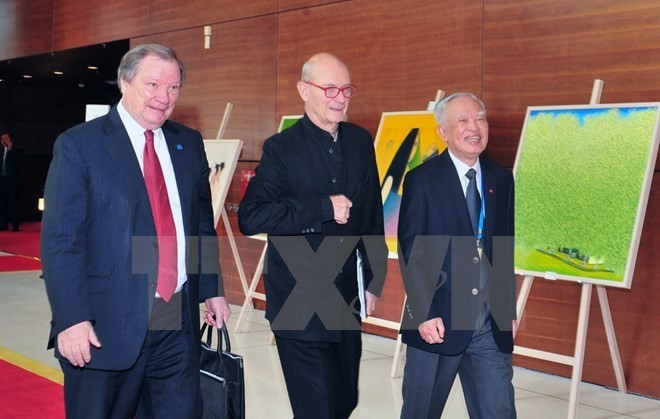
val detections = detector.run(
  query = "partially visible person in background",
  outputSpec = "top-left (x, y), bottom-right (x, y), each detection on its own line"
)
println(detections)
top-left (0, 130), bottom-right (23, 232)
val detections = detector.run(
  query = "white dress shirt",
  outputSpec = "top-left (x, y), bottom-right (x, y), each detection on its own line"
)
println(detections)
top-left (117, 101), bottom-right (187, 294)
top-left (447, 149), bottom-right (482, 199)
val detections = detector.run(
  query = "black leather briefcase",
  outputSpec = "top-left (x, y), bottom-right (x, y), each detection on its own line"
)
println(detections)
top-left (200, 324), bottom-right (245, 419)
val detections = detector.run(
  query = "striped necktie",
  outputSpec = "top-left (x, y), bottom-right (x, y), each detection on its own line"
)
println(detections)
top-left (465, 168), bottom-right (481, 237)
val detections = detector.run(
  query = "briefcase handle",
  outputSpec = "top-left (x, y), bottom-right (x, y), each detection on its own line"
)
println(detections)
top-left (201, 323), bottom-right (231, 353)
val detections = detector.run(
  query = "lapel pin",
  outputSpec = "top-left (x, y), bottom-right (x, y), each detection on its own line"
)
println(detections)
top-left (489, 188), bottom-right (494, 193)
top-left (177, 144), bottom-right (183, 150)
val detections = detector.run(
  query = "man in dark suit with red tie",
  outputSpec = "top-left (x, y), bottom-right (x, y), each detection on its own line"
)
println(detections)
top-left (398, 93), bottom-right (517, 418)
top-left (41, 44), bottom-right (231, 418)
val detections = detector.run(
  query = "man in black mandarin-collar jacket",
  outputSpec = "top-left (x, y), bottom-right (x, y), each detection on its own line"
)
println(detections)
top-left (238, 53), bottom-right (387, 419)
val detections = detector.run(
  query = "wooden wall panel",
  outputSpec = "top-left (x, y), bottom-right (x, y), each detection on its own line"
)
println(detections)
top-left (483, 0), bottom-right (660, 167)
top-left (277, 0), bottom-right (484, 138)
top-left (141, 16), bottom-right (278, 160)
top-left (279, 0), bottom-right (345, 12)
top-left (147, 0), bottom-right (277, 34)
top-left (0, 0), bottom-right (53, 60)
top-left (52, 0), bottom-right (147, 50)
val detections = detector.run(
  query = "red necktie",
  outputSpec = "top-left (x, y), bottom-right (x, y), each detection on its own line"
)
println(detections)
top-left (143, 130), bottom-right (177, 301)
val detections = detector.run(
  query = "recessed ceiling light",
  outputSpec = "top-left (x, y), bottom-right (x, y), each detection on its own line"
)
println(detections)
top-left (53, 71), bottom-right (64, 75)
top-left (87, 66), bottom-right (98, 70)
top-left (22, 74), bottom-right (32, 79)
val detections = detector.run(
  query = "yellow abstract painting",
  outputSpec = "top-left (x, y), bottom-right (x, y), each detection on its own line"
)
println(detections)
top-left (373, 111), bottom-right (446, 255)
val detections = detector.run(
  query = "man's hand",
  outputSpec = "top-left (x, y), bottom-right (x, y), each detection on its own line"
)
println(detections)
top-left (418, 317), bottom-right (445, 344)
top-left (204, 297), bottom-right (231, 328)
top-left (330, 195), bottom-right (352, 224)
top-left (57, 321), bottom-right (101, 367)
top-left (365, 291), bottom-right (378, 316)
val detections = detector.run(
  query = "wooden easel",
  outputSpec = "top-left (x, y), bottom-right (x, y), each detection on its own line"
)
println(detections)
top-left (233, 234), bottom-right (267, 333)
top-left (214, 103), bottom-right (250, 298)
top-left (389, 89), bottom-right (446, 378)
top-left (513, 80), bottom-right (627, 419)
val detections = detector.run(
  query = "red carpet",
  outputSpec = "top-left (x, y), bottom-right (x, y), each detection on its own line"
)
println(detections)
top-left (0, 255), bottom-right (41, 272)
top-left (0, 222), bottom-right (41, 271)
top-left (0, 350), bottom-right (64, 419)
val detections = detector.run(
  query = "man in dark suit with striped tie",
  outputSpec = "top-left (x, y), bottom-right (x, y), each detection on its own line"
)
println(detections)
top-left (41, 44), bottom-right (231, 419)
top-left (398, 93), bottom-right (517, 419)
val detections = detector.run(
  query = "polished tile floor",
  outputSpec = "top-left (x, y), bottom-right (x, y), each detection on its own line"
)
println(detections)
top-left (1, 266), bottom-right (659, 418)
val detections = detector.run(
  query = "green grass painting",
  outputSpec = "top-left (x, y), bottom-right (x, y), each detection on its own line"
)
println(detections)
top-left (513, 104), bottom-right (660, 288)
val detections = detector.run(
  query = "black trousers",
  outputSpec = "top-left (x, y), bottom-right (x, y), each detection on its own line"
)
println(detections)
top-left (275, 331), bottom-right (362, 419)
top-left (61, 292), bottom-right (202, 419)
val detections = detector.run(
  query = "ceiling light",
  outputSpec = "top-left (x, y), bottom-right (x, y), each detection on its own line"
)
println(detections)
top-left (22, 74), bottom-right (32, 79)
top-left (87, 66), bottom-right (98, 70)
top-left (53, 71), bottom-right (64, 75)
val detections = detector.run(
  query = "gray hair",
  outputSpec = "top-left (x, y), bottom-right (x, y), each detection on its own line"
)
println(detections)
top-left (301, 57), bottom-right (315, 82)
top-left (117, 44), bottom-right (185, 90)
top-left (433, 92), bottom-right (486, 124)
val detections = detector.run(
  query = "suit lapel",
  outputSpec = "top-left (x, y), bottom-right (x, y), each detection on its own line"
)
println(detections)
top-left (162, 122), bottom-right (191, 235)
top-left (99, 108), bottom-right (155, 227)
top-left (480, 158), bottom-right (497, 242)
top-left (436, 152), bottom-right (474, 235)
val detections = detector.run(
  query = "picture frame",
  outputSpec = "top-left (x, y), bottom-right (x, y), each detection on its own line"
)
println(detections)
top-left (203, 139), bottom-right (244, 227)
top-left (513, 103), bottom-right (660, 288)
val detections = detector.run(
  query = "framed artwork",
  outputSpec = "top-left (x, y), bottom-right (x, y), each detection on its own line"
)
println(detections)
top-left (203, 139), bottom-right (244, 227)
top-left (85, 104), bottom-right (110, 121)
top-left (374, 111), bottom-right (446, 255)
top-left (513, 103), bottom-right (660, 288)
top-left (278, 115), bottom-right (303, 132)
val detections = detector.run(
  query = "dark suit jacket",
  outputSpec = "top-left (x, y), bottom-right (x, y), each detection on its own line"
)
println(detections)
top-left (238, 115), bottom-right (388, 342)
top-left (41, 106), bottom-right (222, 370)
top-left (1, 144), bottom-right (23, 180)
top-left (398, 149), bottom-right (516, 355)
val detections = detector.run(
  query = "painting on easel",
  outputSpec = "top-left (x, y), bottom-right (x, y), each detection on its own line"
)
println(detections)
top-left (278, 115), bottom-right (303, 133)
top-left (374, 111), bottom-right (446, 254)
top-left (513, 103), bottom-right (660, 288)
top-left (203, 139), bottom-right (243, 227)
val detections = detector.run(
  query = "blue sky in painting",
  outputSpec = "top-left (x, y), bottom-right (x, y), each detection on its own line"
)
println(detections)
top-left (529, 106), bottom-right (658, 125)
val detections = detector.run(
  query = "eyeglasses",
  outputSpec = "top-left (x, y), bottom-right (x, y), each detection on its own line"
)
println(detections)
top-left (302, 81), bottom-right (357, 98)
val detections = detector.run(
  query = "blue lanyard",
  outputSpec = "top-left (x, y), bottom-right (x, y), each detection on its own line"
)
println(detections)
top-left (476, 173), bottom-right (485, 250)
